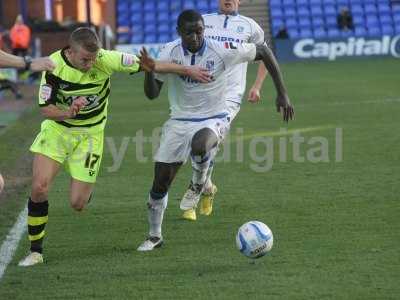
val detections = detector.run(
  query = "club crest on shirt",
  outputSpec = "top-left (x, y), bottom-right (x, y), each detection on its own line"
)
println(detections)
top-left (206, 60), bottom-right (215, 72)
top-left (40, 84), bottom-right (52, 101)
top-left (237, 26), bottom-right (244, 33)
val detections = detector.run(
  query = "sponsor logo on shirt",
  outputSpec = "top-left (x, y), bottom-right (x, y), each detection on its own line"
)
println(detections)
top-left (224, 42), bottom-right (237, 49)
top-left (122, 53), bottom-right (135, 66)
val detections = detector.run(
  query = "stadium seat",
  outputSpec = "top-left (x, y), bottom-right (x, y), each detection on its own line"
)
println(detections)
top-left (323, 0), bottom-right (335, 5)
top-left (379, 14), bottom-right (392, 25)
top-left (354, 27), bottom-right (366, 37)
top-left (288, 28), bottom-right (300, 39)
top-left (324, 5), bottom-right (337, 16)
top-left (336, 0), bottom-right (349, 6)
top-left (272, 18), bottom-right (285, 31)
top-left (353, 15), bottom-right (364, 25)
top-left (158, 22), bottom-right (170, 34)
top-left (143, 1), bottom-right (156, 12)
top-left (271, 9), bottom-right (284, 18)
top-left (393, 13), bottom-right (400, 23)
top-left (310, 6), bottom-right (323, 16)
top-left (144, 34), bottom-right (157, 43)
top-left (299, 28), bottom-right (313, 38)
top-left (364, 4), bottom-right (377, 14)
top-left (309, 0), bottom-right (322, 6)
top-left (327, 28), bottom-right (340, 38)
top-left (117, 2), bottom-right (129, 14)
top-left (170, 0), bottom-right (181, 12)
top-left (367, 26), bottom-right (381, 37)
top-left (366, 15), bottom-right (379, 26)
top-left (157, 2), bottom-right (169, 11)
top-left (158, 34), bottom-right (171, 43)
top-left (350, 4), bottom-right (363, 15)
top-left (285, 18), bottom-right (298, 29)
top-left (314, 28), bottom-right (327, 39)
top-left (144, 24), bottom-right (157, 35)
top-left (144, 13), bottom-right (157, 23)
top-left (130, 2), bottom-right (142, 13)
top-left (158, 12), bottom-right (169, 23)
top-left (325, 16), bottom-right (337, 27)
top-left (270, 0), bottom-right (282, 9)
top-left (349, 0), bottom-right (362, 4)
top-left (299, 18), bottom-right (311, 28)
top-left (381, 24), bottom-right (394, 35)
top-left (341, 30), bottom-right (353, 37)
top-left (395, 24), bottom-right (400, 34)
top-left (130, 34), bottom-right (144, 44)
top-left (282, 0), bottom-right (295, 8)
top-left (297, 7), bottom-right (310, 17)
top-left (312, 17), bottom-right (324, 27)
top-left (377, 3), bottom-right (390, 14)
top-left (130, 13), bottom-right (143, 25)
top-left (284, 8), bottom-right (296, 17)
top-left (183, 0), bottom-right (196, 10)
top-left (297, 0), bottom-right (308, 7)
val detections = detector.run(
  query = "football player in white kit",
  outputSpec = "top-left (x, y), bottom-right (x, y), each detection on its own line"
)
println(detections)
top-left (181, 0), bottom-right (270, 221)
top-left (137, 10), bottom-right (293, 251)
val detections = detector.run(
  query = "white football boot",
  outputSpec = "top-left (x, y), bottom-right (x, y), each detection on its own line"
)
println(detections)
top-left (137, 236), bottom-right (163, 251)
top-left (18, 252), bottom-right (44, 267)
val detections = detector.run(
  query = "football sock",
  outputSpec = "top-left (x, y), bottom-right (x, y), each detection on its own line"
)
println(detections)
top-left (148, 190), bottom-right (168, 238)
top-left (27, 197), bottom-right (48, 254)
top-left (204, 160), bottom-right (214, 191)
top-left (191, 147), bottom-right (217, 189)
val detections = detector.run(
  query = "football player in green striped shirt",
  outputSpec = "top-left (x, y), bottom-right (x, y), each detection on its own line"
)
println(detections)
top-left (18, 27), bottom-right (212, 267)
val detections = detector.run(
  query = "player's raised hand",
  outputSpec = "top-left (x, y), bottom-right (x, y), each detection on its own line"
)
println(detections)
top-left (276, 93), bottom-right (294, 122)
top-left (68, 96), bottom-right (88, 118)
top-left (247, 85), bottom-right (261, 103)
top-left (138, 47), bottom-right (155, 72)
top-left (31, 57), bottom-right (56, 72)
top-left (185, 66), bottom-right (212, 83)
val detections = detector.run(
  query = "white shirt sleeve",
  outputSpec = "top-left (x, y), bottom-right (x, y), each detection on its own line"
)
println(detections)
top-left (249, 19), bottom-right (265, 45)
top-left (217, 42), bottom-right (257, 69)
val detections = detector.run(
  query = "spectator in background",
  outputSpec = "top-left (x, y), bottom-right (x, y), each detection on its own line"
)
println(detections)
top-left (98, 21), bottom-right (115, 50)
top-left (275, 26), bottom-right (289, 39)
top-left (337, 8), bottom-right (354, 31)
top-left (10, 15), bottom-right (31, 57)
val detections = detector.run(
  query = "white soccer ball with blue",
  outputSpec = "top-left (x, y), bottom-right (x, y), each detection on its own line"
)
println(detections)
top-left (236, 221), bottom-right (273, 259)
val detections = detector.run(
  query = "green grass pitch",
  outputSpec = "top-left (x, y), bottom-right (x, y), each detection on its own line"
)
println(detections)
top-left (0, 58), bottom-right (399, 299)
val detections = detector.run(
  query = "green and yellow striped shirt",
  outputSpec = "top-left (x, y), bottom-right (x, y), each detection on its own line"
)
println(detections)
top-left (38, 47), bottom-right (140, 132)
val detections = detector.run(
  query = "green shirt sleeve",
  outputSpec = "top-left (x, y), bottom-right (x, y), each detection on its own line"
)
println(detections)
top-left (98, 49), bottom-right (140, 75)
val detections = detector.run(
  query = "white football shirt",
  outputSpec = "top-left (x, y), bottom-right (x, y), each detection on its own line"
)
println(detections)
top-left (203, 13), bottom-right (265, 104)
top-left (156, 39), bottom-right (256, 119)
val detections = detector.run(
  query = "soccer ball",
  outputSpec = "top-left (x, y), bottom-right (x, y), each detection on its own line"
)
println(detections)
top-left (236, 221), bottom-right (273, 259)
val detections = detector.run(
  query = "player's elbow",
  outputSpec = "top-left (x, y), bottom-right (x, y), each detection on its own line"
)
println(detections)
top-left (144, 89), bottom-right (160, 100)
top-left (40, 106), bottom-right (52, 118)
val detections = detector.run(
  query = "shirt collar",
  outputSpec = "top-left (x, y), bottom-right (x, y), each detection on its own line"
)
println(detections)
top-left (182, 39), bottom-right (207, 56)
top-left (218, 11), bottom-right (238, 16)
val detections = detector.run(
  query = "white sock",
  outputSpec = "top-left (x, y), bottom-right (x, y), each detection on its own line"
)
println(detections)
top-left (147, 192), bottom-right (168, 238)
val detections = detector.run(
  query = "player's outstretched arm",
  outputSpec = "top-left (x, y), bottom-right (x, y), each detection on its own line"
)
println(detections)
top-left (248, 63), bottom-right (268, 103)
top-left (0, 50), bottom-right (55, 71)
top-left (255, 44), bottom-right (294, 122)
top-left (40, 97), bottom-right (87, 121)
top-left (144, 71), bottom-right (163, 100)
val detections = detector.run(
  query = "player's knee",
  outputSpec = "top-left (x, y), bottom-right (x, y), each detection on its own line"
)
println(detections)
top-left (191, 128), bottom-right (217, 156)
top-left (151, 181), bottom-right (169, 194)
top-left (32, 180), bottom-right (50, 200)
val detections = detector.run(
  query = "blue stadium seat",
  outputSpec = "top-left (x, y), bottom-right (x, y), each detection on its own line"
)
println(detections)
top-left (183, 0), bottom-right (196, 10)
top-left (288, 28), bottom-right (300, 39)
top-left (336, 0), bottom-right (349, 7)
top-left (312, 17), bottom-right (324, 27)
top-left (310, 6), bottom-right (323, 16)
top-left (367, 26), bottom-right (381, 37)
top-left (325, 16), bottom-right (337, 27)
top-left (395, 24), bottom-right (400, 34)
top-left (309, 0), bottom-right (322, 6)
top-left (270, 0), bottom-right (282, 9)
top-left (158, 22), bottom-right (170, 34)
top-left (117, 2), bottom-right (129, 14)
top-left (284, 7), bottom-right (296, 17)
top-left (354, 27), bottom-right (366, 37)
top-left (282, 0), bottom-right (295, 8)
top-left (349, 0), bottom-right (362, 4)
top-left (341, 30), bottom-right (353, 37)
top-left (118, 33), bottom-right (130, 44)
top-left (209, 1), bottom-right (218, 11)
top-left (158, 34), bottom-right (171, 43)
top-left (299, 28), bottom-right (312, 38)
top-left (297, 0), bottom-right (308, 6)
top-left (379, 14), bottom-right (392, 25)
top-left (314, 28), bottom-right (327, 39)
top-left (350, 4), bottom-right (363, 15)
top-left (144, 13), bottom-right (156, 23)
top-left (170, 0), bottom-right (181, 12)
top-left (366, 15), bottom-right (379, 26)
top-left (378, 3), bottom-right (390, 14)
top-left (299, 18), bottom-right (311, 28)
top-left (381, 24), bottom-right (394, 35)
top-left (196, 0), bottom-right (209, 11)
top-left (364, 4), bottom-right (377, 14)
top-left (157, 1), bottom-right (169, 11)
top-left (158, 12), bottom-right (169, 23)
top-left (144, 34), bottom-right (157, 43)
top-left (144, 24), bottom-right (157, 34)
top-left (272, 18), bottom-right (285, 30)
top-left (271, 9), bottom-right (284, 18)
top-left (324, 5), bottom-right (337, 16)
top-left (117, 15), bottom-right (130, 27)
top-left (393, 13), bottom-right (400, 23)
top-left (130, 34), bottom-right (144, 44)
top-left (327, 28), bottom-right (340, 38)
top-left (285, 18), bottom-right (298, 28)
top-left (130, 2), bottom-right (142, 13)
top-left (297, 7), bottom-right (310, 17)
top-left (353, 15), bottom-right (364, 25)
top-left (393, 5), bottom-right (400, 13)
top-left (323, 0), bottom-right (335, 5)
top-left (130, 13), bottom-right (143, 24)
top-left (143, 1), bottom-right (156, 12)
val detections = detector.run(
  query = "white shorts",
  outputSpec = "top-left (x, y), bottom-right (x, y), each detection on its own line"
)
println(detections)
top-left (154, 115), bottom-right (230, 163)
top-left (226, 100), bottom-right (241, 122)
